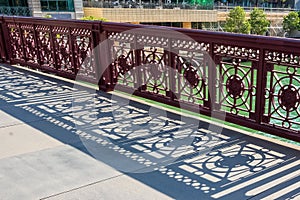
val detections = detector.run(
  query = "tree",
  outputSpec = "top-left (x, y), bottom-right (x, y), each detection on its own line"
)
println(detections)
top-left (224, 6), bottom-right (251, 34)
top-left (249, 8), bottom-right (270, 35)
top-left (283, 11), bottom-right (300, 33)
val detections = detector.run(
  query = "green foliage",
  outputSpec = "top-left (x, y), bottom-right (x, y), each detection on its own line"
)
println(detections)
top-left (81, 16), bottom-right (107, 21)
top-left (224, 6), bottom-right (251, 34)
top-left (249, 8), bottom-right (270, 35)
top-left (283, 12), bottom-right (300, 32)
top-left (44, 14), bottom-right (52, 18)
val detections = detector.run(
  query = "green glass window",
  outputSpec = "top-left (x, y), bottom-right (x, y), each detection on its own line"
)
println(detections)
top-left (40, 0), bottom-right (74, 11)
top-left (0, 0), bottom-right (28, 6)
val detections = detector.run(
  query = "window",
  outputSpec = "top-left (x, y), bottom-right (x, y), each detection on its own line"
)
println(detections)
top-left (0, 0), bottom-right (28, 6)
top-left (40, 0), bottom-right (74, 11)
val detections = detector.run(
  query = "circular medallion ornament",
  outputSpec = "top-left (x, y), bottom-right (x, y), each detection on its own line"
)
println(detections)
top-left (149, 64), bottom-right (163, 80)
top-left (183, 67), bottom-right (200, 88)
top-left (226, 75), bottom-right (245, 98)
top-left (278, 86), bottom-right (299, 111)
top-left (117, 55), bottom-right (130, 75)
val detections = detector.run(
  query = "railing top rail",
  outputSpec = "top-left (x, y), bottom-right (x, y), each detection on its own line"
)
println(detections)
top-left (2, 16), bottom-right (101, 28)
top-left (102, 21), bottom-right (300, 52)
top-left (214, 5), bottom-right (295, 12)
top-left (2, 16), bottom-right (300, 52)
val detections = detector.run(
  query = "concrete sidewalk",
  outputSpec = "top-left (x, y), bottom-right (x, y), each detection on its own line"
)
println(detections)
top-left (0, 64), bottom-right (299, 200)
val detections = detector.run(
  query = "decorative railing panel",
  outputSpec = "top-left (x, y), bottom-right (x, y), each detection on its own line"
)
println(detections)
top-left (7, 22), bottom-right (24, 62)
top-left (36, 25), bottom-right (55, 69)
top-left (106, 26), bottom-right (213, 113)
top-left (213, 45), bottom-right (260, 119)
top-left (2, 17), bottom-right (98, 83)
top-left (22, 24), bottom-right (38, 64)
top-left (263, 50), bottom-right (300, 132)
top-left (174, 50), bottom-right (209, 107)
top-left (0, 17), bottom-right (299, 141)
top-left (108, 31), bottom-right (136, 89)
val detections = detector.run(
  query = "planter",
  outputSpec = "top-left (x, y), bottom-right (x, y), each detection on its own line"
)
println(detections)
top-left (287, 29), bottom-right (300, 38)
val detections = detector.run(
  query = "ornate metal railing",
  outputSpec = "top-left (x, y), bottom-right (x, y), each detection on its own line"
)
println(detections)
top-left (83, 1), bottom-right (214, 9)
top-left (0, 16), bottom-right (299, 141)
top-left (214, 5), bottom-right (295, 12)
top-left (82, 1), bottom-right (294, 11)
top-left (0, 7), bottom-right (31, 16)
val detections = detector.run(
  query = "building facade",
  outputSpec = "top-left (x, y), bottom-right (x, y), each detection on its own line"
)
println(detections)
top-left (0, 0), bottom-right (83, 19)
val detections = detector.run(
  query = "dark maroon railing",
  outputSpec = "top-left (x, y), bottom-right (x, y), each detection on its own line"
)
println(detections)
top-left (0, 16), bottom-right (299, 142)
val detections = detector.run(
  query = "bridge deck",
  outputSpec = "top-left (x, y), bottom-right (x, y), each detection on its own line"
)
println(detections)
top-left (0, 64), bottom-right (299, 200)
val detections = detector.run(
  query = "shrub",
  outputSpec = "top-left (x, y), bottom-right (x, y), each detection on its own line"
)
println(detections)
top-left (283, 11), bottom-right (300, 33)
top-left (81, 16), bottom-right (108, 21)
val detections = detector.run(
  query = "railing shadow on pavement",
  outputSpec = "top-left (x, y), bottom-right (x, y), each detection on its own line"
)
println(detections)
top-left (0, 64), bottom-right (299, 199)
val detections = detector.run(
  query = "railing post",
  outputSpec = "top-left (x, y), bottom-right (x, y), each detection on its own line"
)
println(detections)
top-left (166, 43), bottom-right (177, 101)
top-left (2, 16), bottom-right (13, 63)
top-left (91, 21), bottom-right (102, 86)
top-left (32, 23), bottom-right (42, 67)
top-left (207, 42), bottom-right (215, 115)
top-left (49, 24), bottom-right (59, 71)
top-left (255, 48), bottom-right (267, 125)
top-left (96, 22), bottom-right (114, 91)
top-left (68, 27), bottom-right (77, 74)
top-left (0, 16), bottom-right (8, 62)
top-left (134, 35), bottom-right (143, 91)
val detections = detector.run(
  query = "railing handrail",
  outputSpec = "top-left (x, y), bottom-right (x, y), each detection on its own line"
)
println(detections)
top-left (102, 21), bottom-right (300, 50)
top-left (82, 1), bottom-right (296, 12)
top-left (214, 5), bottom-right (296, 12)
top-left (83, 1), bottom-right (214, 9)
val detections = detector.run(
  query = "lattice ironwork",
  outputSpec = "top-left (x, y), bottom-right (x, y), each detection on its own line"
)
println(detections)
top-left (108, 32), bottom-right (136, 89)
top-left (72, 28), bottom-right (94, 79)
top-left (108, 32), bottom-right (135, 43)
top-left (172, 39), bottom-right (210, 52)
top-left (214, 45), bottom-right (258, 118)
top-left (108, 32), bottom-right (211, 107)
top-left (7, 23), bottom-right (23, 61)
top-left (174, 51), bottom-right (209, 107)
top-left (263, 50), bottom-right (300, 131)
top-left (137, 34), bottom-right (170, 49)
top-left (5, 20), bottom-right (96, 81)
top-left (108, 31), bottom-right (170, 97)
top-left (51, 26), bottom-right (72, 73)
top-left (36, 25), bottom-right (55, 69)
top-left (20, 24), bottom-right (38, 64)
top-left (139, 47), bottom-right (168, 95)
top-left (214, 45), bottom-right (259, 61)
